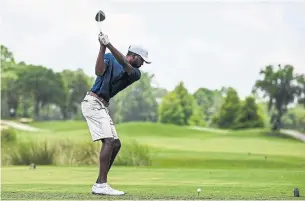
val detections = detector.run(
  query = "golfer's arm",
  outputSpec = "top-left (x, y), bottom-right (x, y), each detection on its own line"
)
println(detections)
top-left (95, 45), bottom-right (107, 76)
top-left (107, 43), bottom-right (133, 75)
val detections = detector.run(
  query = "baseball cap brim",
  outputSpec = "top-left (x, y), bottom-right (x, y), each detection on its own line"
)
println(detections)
top-left (141, 56), bottom-right (151, 64)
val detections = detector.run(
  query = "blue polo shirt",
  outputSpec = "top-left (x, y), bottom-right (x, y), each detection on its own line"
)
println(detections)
top-left (90, 53), bottom-right (141, 103)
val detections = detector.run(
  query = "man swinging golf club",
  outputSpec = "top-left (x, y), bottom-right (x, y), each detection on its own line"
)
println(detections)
top-left (81, 31), bottom-right (151, 196)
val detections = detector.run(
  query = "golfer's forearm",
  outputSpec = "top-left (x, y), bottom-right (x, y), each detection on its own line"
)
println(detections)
top-left (107, 43), bottom-right (133, 74)
top-left (95, 45), bottom-right (107, 76)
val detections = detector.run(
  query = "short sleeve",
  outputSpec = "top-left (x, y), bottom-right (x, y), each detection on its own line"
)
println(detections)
top-left (129, 67), bottom-right (141, 81)
top-left (104, 53), bottom-right (112, 67)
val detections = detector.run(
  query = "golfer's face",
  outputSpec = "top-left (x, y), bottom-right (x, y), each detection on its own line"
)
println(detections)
top-left (133, 55), bottom-right (144, 68)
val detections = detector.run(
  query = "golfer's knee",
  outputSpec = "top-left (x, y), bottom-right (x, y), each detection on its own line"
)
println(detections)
top-left (103, 138), bottom-right (115, 146)
top-left (114, 139), bottom-right (121, 150)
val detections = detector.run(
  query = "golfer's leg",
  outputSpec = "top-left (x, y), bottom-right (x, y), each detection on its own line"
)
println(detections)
top-left (81, 99), bottom-right (114, 184)
top-left (97, 138), bottom-right (115, 184)
top-left (97, 127), bottom-right (120, 182)
top-left (94, 123), bottom-right (124, 195)
top-left (87, 121), bottom-right (113, 184)
top-left (93, 119), bottom-right (115, 184)
top-left (108, 139), bottom-right (121, 171)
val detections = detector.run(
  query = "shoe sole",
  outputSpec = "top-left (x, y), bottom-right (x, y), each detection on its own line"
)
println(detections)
top-left (92, 192), bottom-right (125, 196)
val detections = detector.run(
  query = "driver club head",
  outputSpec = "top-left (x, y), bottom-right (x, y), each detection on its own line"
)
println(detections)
top-left (95, 10), bottom-right (106, 22)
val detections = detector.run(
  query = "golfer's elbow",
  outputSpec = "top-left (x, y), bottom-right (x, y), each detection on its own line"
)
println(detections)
top-left (95, 60), bottom-right (107, 75)
top-left (95, 66), bottom-right (105, 76)
top-left (95, 70), bottom-right (104, 76)
top-left (95, 46), bottom-right (107, 76)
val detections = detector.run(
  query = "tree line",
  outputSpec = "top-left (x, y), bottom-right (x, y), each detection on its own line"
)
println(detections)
top-left (1, 45), bottom-right (305, 131)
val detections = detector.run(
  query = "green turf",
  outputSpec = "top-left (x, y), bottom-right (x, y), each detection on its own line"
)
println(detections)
top-left (2, 121), bottom-right (305, 199)
top-left (2, 166), bottom-right (305, 200)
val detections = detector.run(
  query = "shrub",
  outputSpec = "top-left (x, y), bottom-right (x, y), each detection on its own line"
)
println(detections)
top-left (115, 139), bottom-right (152, 166)
top-left (55, 140), bottom-right (100, 165)
top-left (1, 127), bottom-right (17, 165)
top-left (1, 127), bottom-right (17, 145)
top-left (6, 140), bottom-right (56, 165)
top-left (3, 138), bottom-right (152, 167)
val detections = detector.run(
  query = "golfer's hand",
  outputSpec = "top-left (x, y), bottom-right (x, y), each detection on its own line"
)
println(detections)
top-left (99, 33), bottom-right (110, 46)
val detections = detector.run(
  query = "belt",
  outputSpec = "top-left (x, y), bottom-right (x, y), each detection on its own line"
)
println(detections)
top-left (86, 91), bottom-right (109, 107)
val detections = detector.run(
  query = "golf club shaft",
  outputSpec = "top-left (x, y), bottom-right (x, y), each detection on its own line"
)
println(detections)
top-left (98, 22), bottom-right (103, 34)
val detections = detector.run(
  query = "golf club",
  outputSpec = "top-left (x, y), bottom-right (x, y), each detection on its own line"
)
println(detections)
top-left (95, 10), bottom-right (105, 34)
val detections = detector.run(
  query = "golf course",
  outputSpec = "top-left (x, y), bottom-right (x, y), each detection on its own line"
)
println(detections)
top-left (2, 1), bottom-right (305, 199)
top-left (2, 121), bottom-right (305, 200)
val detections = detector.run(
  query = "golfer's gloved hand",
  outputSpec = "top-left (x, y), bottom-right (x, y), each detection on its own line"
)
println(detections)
top-left (99, 33), bottom-right (110, 46)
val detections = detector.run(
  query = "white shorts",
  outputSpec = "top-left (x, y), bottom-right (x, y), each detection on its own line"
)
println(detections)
top-left (81, 94), bottom-right (118, 141)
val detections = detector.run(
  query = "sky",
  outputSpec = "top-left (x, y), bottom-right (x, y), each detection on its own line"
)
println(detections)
top-left (1, 0), bottom-right (305, 98)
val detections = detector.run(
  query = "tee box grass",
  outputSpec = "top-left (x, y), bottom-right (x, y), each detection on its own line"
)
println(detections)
top-left (2, 121), bottom-right (305, 200)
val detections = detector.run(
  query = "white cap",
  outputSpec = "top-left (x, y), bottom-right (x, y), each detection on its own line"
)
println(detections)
top-left (128, 45), bottom-right (151, 64)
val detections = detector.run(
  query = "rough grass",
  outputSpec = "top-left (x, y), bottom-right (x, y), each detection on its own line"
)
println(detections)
top-left (2, 138), bottom-right (152, 167)
top-left (2, 121), bottom-right (305, 200)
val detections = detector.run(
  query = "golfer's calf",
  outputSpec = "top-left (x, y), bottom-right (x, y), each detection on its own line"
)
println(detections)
top-left (98, 138), bottom-right (115, 184)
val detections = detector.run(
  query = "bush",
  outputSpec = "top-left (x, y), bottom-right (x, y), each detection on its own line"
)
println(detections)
top-left (115, 139), bottom-right (152, 166)
top-left (3, 138), bottom-right (152, 167)
top-left (1, 127), bottom-right (17, 165)
top-left (55, 140), bottom-right (100, 165)
top-left (6, 140), bottom-right (56, 165)
top-left (1, 127), bottom-right (17, 145)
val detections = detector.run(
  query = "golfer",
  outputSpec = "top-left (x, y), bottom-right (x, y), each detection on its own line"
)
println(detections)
top-left (81, 33), bottom-right (151, 196)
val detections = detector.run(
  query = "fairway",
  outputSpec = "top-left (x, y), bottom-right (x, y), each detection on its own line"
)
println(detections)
top-left (2, 121), bottom-right (305, 200)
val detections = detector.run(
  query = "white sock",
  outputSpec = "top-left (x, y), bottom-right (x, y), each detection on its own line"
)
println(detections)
top-left (95, 183), bottom-right (107, 188)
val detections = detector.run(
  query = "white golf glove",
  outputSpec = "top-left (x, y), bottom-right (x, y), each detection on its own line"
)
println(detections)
top-left (99, 33), bottom-right (110, 46)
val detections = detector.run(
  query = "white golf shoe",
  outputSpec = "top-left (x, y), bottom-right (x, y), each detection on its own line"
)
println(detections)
top-left (92, 183), bottom-right (125, 196)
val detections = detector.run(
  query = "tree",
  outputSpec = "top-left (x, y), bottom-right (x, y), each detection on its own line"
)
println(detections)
top-left (172, 82), bottom-right (195, 125)
top-left (0, 45), bottom-right (14, 62)
top-left (282, 104), bottom-right (305, 132)
top-left (17, 65), bottom-right (67, 120)
top-left (253, 64), bottom-right (304, 130)
top-left (152, 87), bottom-right (168, 104)
top-left (234, 96), bottom-right (265, 129)
top-left (0, 46), bottom-right (27, 118)
top-left (194, 87), bottom-right (224, 124)
top-left (256, 101), bottom-right (272, 128)
top-left (158, 91), bottom-right (185, 125)
top-left (158, 82), bottom-right (206, 126)
top-left (60, 69), bottom-right (92, 119)
top-left (296, 75), bottom-right (305, 107)
top-left (214, 87), bottom-right (241, 128)
top-left (188, 102), bottom-right (206, 126)
top-left (1, 45), bottom-right (17, 90)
